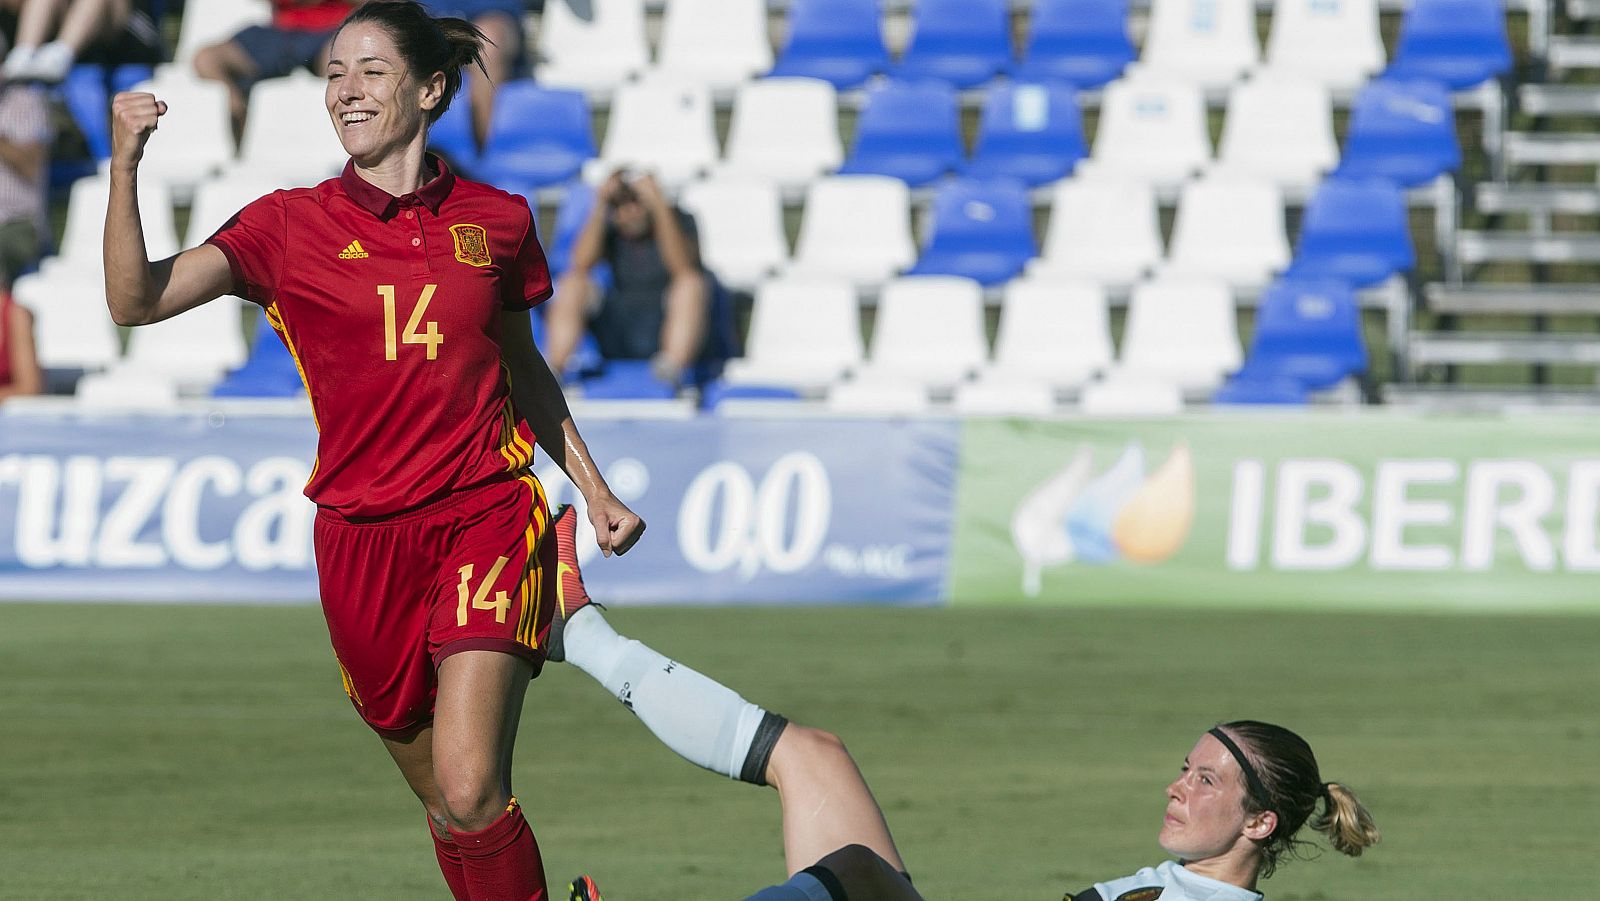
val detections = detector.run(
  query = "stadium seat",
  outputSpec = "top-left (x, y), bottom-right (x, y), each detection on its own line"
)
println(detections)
top-left (767, 0), bottom-right (889, 89)
top-left (837, 80), bottom-right (964, 187)
top-left (826, 378), bottom-right (933, 414)
top-left (1163, 175), bottom-right (1290, 289)
top-left (579, 360), bottom-right (680, 400)
top-left (594, 79), bottom-right (719, 189)
top-left (1137, 0), bottom-right (1260, 89)
top-left (986, 278), bottom-right (1114, 388)
top-left (185, 175), bottom-right (287, 248)
top-left (536, 0), bottom-right (650, 92)
top-left (953, 378), bottom-right (1057, 415)
top-left (789, 175), bottom-right (917, 285)
top-left (1078, 374), bottom-right (1184, 414)
top-left (1210, 372), bottom-right (1310, 405)
top-left (212, 322), bottom-right (304, 398)
top-left (720, 78), bottom-right (843, 189)
top-left (549, 181), bottom-right (597, 277)
top-left (907, 179), bottom-right (1036, 286)
top-left (237, 71), bottom-right (347, 187)
top-left (1263, 0), bottom-right (1385, 91)
top-left (1334, 78), bottom-right (1462, 188)
top-left (121, 298), bottom-right (250, 387)
top-left (1115, 276), bottom-right (1242, 392)
top-left (1213, 78), bottom-right (1338, 194)
top-left (172, 0), bottom-right (270, 66)
top-left (428, 91), bottom-right (480, 175)
top-left (1286, 177), bottom-right (1415, 288)
top-left (74, 368), bottom-right (180, 408)
top-left (965, 81), bottom-right (1087, 187)
top-left (1015, 0), bottom-right (1136, 88)
top-left (128, 70), bottom-right (234, 202)
top-left (111, 64), bottom-right (152, 95)
top-left (61, 65), bottom-right (111, 162)
top-left (1385, 0), bottom-right (1512, 91)
top-left (893, 0), bottom-right (1012, 89)
top-left (476, 82), bottom-right (595, 191)
top-left (1234, 276), bottom-right (1368, 390)
top-left (679, 178), bottom-right (790, 292)
top-left (48, 174), bottom-right (179, 274)
top-left (721, 277), bottom-right (862, 391)
top-left (1081, 77), bottom-right (1210, 188)
top-left (1030, 176), bottom-right (1162, 286)
top-left (858, 276), bottom-right (988, 386)
top-left (12, 269), bottom-right (119, 373)
top-left (655, 0), bottom-right (773, 90)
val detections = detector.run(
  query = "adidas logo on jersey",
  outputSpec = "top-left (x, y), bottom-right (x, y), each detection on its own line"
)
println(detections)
top-left (338, 240), bottom-right (370, 260)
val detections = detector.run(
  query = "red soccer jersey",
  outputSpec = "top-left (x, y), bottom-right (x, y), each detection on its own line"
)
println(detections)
top-left (207, 157), bottom-right (553, 518)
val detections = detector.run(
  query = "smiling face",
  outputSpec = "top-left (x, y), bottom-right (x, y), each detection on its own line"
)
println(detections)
top-left (324, 22), bottom-right (442, 165)
top-left (1158, 732), bottom-right (1276, 863)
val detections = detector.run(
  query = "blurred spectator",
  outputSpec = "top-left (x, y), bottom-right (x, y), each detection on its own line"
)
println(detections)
top-left (545, 171), bottom-right (710, 387)
top-left (0, 59), bottom-right (50, 282)
top-left (422, 1), bottom-right (527, 149)
top-left (0, 282), bottom-right (42, 402)
top-left (0, 0), bottom-right (160, 83)
top-left (193, 0), bottom-right (356, 139)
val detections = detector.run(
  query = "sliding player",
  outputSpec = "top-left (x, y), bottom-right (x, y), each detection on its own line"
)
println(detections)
top-left (103, 3), bottom-right (641, 898)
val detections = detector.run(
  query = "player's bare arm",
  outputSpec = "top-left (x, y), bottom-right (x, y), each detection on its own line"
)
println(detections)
top-left (103, 91), bottom-right (234, 327)
top-left (498, 308), bottom-right (645, 556)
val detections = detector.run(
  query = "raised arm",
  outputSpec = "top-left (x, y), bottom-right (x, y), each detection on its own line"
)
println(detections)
top-left (499, 309), bottom-right (645, 556)
top-left (104, 92), bottom-right (234, 327)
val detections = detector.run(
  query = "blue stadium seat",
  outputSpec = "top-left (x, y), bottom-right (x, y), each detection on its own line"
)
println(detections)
top-left (907, 178), bottom-right (1036, 286)
top-left (1211, 372), bottom-right (1310, 405)
top-left (1336, 78), bottom-right (1461, 187)
top-left (475, 82), bottom-right (594, 191)
top-left (428, 93), bottom-right (480, 175)
top-left (837, 80), bottom-right (963, 186)
top-left (1385, 0), bottom-right (1512, 90)
top-left (893, 0), bottom-right (1012, 89)
top-left (111, 64), bottom-right (153, 95)
top-left (579, 360), bottom-right (680, 400)
top-left (964, 81), bottom-right (1086, 186)
top-left (768, 0), bottom-right (889, 90)
top-left (1014, 0), bottom-right (1135, 88)
top-left (1286, 178), bottom-right (1414, 288)
top-left (1238, 276), bottom-right (1367, 389)
top-left (61, 65), bottom-right (111, 162)
top-left (549, 181), bottom-right (597, 277)
top-left (212, 325), bottom-right (304, 398)
top-left (699, 381), bottom-right (803, 410)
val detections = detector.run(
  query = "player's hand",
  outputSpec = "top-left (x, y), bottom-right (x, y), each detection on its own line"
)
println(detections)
top-left (586, 493), bottom-right (645, 557)
top-left (110, 92), bottom-right (167, 170)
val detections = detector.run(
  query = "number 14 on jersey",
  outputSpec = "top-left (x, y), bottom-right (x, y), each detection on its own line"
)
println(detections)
top-left (379, 284), bottom-right (444, 361)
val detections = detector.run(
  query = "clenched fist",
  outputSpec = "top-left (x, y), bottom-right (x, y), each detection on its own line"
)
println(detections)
top-left (110, 92), bottom-right (167, 170)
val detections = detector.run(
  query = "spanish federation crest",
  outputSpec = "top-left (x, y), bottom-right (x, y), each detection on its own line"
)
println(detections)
top-left (450, 223), bottom-right (492, 267)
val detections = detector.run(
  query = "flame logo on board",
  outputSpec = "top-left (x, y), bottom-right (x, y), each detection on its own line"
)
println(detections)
top-left (1010, 441), bottom-right (1195, 597)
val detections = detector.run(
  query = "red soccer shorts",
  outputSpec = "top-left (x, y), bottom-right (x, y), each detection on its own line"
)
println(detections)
top-left (313, 473), bottom-right (556, 737)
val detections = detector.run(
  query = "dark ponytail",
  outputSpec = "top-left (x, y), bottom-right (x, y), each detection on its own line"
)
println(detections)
top-left (337, 0), bottom-right (489, 122)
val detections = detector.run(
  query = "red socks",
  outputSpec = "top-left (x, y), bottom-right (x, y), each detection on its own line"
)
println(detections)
top-left (430, 817), bottom-right (472, 901)
top-left (447, 798), bottom-right (548, 901)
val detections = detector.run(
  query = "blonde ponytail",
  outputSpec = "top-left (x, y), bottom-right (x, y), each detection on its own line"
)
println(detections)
top-left (1313, 781), bottom-right (1381, 857)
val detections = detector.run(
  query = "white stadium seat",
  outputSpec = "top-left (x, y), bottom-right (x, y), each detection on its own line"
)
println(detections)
top-left (723, 277), bottom-right (863, 391)
top-left (720, 78), bottom-right (843, 190)
top-left (953, 377), bottom-right (1058, 416)
top-left (1082, 77), bottom-right (1211, 188)
top-left (129, 70), bottom-right (235, 202)
top-left (74, 368), bottom-right (180, 409)
top-left (1079, 374), bottom-right (1185, 415)
top-left (593, 78), bottom-right (719, 189)
top-left (1115, 276), bottom-right (1242, 392)
top-left (1213, 78), bottom-right (1339, 194)
top-left (827, 378), bottom-right (932, 414)
top-left (655, 0), bottom-right (774, 91)
top-left (13, 270), bottom-right (120, 371)
top-left (121, 299), bottom-right (249, 387)
top-left (48, 174), bottom-right (179, 274)
top-left (1030, 176), bottom-right (1163, 286)
top-left (679, 177), bottom-right (790, 291)
top-left (987, 279), bottom-right (1114, 389)
top-left (859, 276), bottom-right (987, 387)
top-left (1263, 0), bottom-right (1386, 91)
top-left (184, 175), bottom-right (292, 248)
top-left (237, 71), bottom-right (346, 187)
top-left (1164, 175), bottom-right (1290, 289)
top-left (789, 175), bottom-right (916, 286)
top-left (173, 0), bottom-right (270, 66)
top-left (536, 0), bottom-right (649, 93)
top-left (1137, 0), bottom-right (1260, 89)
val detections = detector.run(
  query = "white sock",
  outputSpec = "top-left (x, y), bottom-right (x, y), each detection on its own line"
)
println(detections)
top-left (562, 606), bottom-right (785, 783)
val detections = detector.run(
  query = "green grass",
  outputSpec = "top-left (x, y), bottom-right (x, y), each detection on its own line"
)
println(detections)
top-left (1, 604), bottom-right (1595, 900)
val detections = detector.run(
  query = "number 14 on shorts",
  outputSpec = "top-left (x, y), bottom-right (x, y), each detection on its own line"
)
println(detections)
top-left (456, 556), bottom-right (512, 625)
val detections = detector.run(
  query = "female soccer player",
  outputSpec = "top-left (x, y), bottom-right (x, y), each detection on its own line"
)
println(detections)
top-left (103, 3), bottom-right (641, 898)
top-left (548, 514), bottom-right (1379, 901)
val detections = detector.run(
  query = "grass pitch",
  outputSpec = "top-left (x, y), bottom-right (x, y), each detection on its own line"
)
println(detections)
top-left (0, 604), bottom-right (1595, 900)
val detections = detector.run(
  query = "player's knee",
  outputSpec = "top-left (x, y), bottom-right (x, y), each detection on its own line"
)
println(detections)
top-left (435, 768), bottom-right (508, 832)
